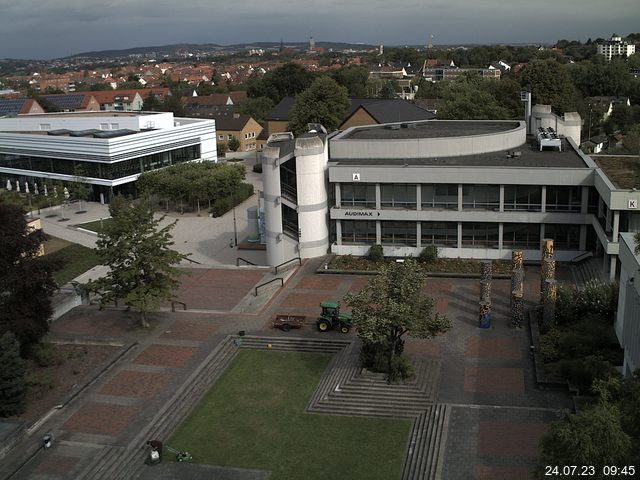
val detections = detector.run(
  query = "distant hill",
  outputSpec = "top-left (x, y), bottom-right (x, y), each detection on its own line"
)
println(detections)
top-left (64, 41), bottom-right (379, 60)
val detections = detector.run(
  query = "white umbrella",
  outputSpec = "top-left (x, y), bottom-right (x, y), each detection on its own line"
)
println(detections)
top-left (34, 183), bottom-right (39, 195)
top-left (15, 180), bottom-right (20, 193)
top-left (43, 184), bottom-right (48, 197)
top-left (24, 182), bottom-right (30, 194)
top-left (6, 180), bottom-right (12, 191)
top-left (63, 187), bottom-right (70, 201)
top-left (53, 186), bottom-right (58, 199)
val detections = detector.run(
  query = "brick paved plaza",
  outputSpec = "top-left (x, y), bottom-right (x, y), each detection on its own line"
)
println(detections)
top-left (1, 258), bottom-right (574, 480)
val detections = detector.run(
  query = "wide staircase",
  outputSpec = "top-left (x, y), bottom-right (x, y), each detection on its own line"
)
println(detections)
top-left (571, 256), bottom-right (605, 290)
top-left (75, 335), bottom-right (448, 480)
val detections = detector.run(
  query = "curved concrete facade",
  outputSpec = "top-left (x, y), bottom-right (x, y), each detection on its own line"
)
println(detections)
top-left (295, 136), bottom-right (329, 259)
top-left (261, 143), bottom-right (285, 266)
top-left (330, 121), bottom-right (526, 160)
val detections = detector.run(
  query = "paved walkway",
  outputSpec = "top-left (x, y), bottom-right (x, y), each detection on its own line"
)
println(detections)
top-left (0, 259), bottom-right (574, 480)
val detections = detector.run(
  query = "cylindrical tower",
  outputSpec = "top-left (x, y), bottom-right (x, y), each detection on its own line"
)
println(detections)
top-left (262, 142), bottom-right (285, 266)
top-left (294, 135), bottom-right (329, 259)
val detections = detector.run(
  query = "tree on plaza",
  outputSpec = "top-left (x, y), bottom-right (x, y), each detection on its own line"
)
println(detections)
top-left (0, 332), bottom-right (27, 417)
top-left (85, 195), bottom-right (187, 328)
top-left (0, 201), bottom-right (60, 350)
top-left (287, 76), bottom-right (350, 135)
top-left (343, 258), bottom-right (451, 381)
top-left (538, 400), bottom-right (633, 476)
top-left (71, 166), bottom-right (92, 212)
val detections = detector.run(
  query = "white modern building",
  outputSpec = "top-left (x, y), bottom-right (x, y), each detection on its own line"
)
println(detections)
top-left (597, 34), bottom-right (636, 61)
top-left (616, 233), bottom-right (640, 376)
top-left (0, 111), bottom-right (216, 201)
top-left (262, 108), bottom-right (640, 283)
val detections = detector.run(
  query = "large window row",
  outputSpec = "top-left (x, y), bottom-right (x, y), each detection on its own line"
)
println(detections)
top-left (0, 145), bottom-right (200, 180)
top-left (339, 220), bottom-right (583, 251)
top-left (338, 184), bottom-right (587, 213)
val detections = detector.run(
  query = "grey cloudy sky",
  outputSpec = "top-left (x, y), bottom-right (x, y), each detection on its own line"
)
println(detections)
top-left (0, 0), bottom-right (638, 59)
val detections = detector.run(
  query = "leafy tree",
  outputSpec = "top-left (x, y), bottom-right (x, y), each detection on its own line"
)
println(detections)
top-left (344, 258), bottom-right (451, 379)
top-left (142, 91), bottom-right (162, 111)
top-left (329, 66), bottom-right (369, 97)
top-left (86, 196), bottom-right (186, 328)
top-left (438, 75), bottom-right (510, 120)
top-left (378, 80), bottom-right (398, 99)
top-left (0, 201), bottom-right (60, 350)
top-left (288, 76), bottom-right (349, 135)
top-left (0, 332), bottom-right (27, 417)
top-left (237, 96), bottom-right (274, 128)
top-left (71, 166), bottom-right (92, 211)
top-left (518, 59), bottom-right (580, 113)
top-left (538, 401), bottom-right (633, 477)
top-left (247, 63), bottom-right (315, 104)
top-left (622, 124), bottom-right (640, 154)
top-left (227, 136), bottom-right (241, 152)
top-left (216, 142), bottom-right (227, 157)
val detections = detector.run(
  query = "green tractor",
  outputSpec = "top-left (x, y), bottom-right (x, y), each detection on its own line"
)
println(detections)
top-left (317, 301), bottom-right (353, 334)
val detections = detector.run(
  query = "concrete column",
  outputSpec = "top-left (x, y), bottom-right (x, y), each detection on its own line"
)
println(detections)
top-left (336, 220), bottom-right (342, 246)
top-left (376, 220), bottom-right (381, 244)
top-left (499, 185), bottom-right (505, 212)
top-left (581, 186), bottom-right (589, 214)
top-left (416, 184), bottom-right (422, 211)
top-left (375, 183), bottom-right (381, 210)
top-left (498, 223), bottom-right (504, 251)
top-left (335, 183), bottom-right (341, 208)
top-left (416, 222), bottom-right (422, 248)
top-left (579, 224), bottom-right (587, 251)
top-left (610, 255), bottom-right (617, 281)
top-left (458, 184), bottom-right (463, 211)
top-left (541, 185), bottom-right (547, 213)
top-left (613, 211), bottom-right (620, 242)
top-left (457, 222), bottom-right (463, 249)
top-left (540, 223), bottom-right (545, 245)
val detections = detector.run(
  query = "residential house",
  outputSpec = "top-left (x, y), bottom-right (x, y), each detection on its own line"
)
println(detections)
top-left (213, 112), bottom-right (263, 152)
top-left (587, 96), bottom-right (631, 121)
top-left (266, 97), bottom-right (435, 136)
top-left (597, 34), bottom-right (636, 61)
top-left (0, 98), bottom-right (45, 116)
top-left (40, 93), bottom-right (101, 112)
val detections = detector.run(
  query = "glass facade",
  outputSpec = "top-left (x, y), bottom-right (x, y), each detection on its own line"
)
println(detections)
top-left (381, 184), bottom-right (417, 208)
top-left (421, 221), bottom-right (458, 247)
top-left (341, 220), bottom-right (376, 244)
top-left (0, 145), bottom-right (200, 181)
top-left (279, 159), bottom-right (297, 201)
top-left (381, 221), bottom-right (417, 246)
top-left (462, 185), bottom-right (500, 210)
top-left (503, 223), bottom-right (540, 249)
top-left (341, 183), bottom-right (376, 208)
top-left (504, 185), bottom-right (542, 211)
top-left (546, 186), bottom-right (581, 212)
top-left (545, 224), bottom-right (580, 250)
top-left (462, 223), bottom-right (500, 248)
top-left (282, 204), bottom-right (298, 239)
top-left (422, 184), bottom-right (458, 209)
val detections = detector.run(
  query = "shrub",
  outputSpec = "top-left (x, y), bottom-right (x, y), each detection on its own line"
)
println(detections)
top-left (368, 244), bottom-right (384, 262)
top-left (26, 343), bottom-right (63, 367)
top-left (387, 355), bottom-right (415, 383)
top-left (559, 355), bottom-right (618, 392)
top-left (418, 245), bottom-right (438, 264)
top-left (209, 183), bottom-right (255, 217)
top-left (576, 280), bottom-right (618, 321)
top-left (539, 327), bottom-right (562, 362)
top-left (0, 333), bottom-right (27, 417)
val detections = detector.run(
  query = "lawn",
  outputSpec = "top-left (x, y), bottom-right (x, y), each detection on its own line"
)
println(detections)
top-left (75, 218), bottom-right (112, 233)
top-left (44, 239), bottom-right (101, 285)
top-left (169, 350), bottom-right (411, 480)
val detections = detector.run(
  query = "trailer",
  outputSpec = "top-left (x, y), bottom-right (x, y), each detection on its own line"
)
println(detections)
top-left (272, 314), bottom-right (306, 332)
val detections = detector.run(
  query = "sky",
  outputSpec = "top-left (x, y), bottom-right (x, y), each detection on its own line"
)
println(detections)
top-left (0, 0), bottom-right (639, 59)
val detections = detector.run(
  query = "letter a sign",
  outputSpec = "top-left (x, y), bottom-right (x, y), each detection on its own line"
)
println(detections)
top-left (352, 173), bottom-right (361, 182)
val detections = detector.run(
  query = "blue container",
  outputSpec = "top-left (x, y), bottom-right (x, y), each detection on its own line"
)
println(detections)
top-left (479, 312), bottom-right (492, 329)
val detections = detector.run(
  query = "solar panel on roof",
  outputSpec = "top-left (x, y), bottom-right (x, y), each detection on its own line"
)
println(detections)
top-left (0, 99), bottom-right (27, 116)
top-left (42, 94), bottom-right (84, 110)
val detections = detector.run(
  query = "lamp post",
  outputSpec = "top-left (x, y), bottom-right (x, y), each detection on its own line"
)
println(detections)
top-left (232, 206), bottom-right (238, 247)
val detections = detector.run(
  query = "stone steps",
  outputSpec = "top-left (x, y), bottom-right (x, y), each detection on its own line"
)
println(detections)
top-left (401, 404), bottom-right (450, 480)
top-left (75, 334), bottom-right (239, 480)
top-left (239, 335), bottom-right (349, 354)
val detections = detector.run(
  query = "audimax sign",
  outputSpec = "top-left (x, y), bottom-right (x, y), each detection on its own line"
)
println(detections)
top-left (343, 211), bottom-right (381, 217)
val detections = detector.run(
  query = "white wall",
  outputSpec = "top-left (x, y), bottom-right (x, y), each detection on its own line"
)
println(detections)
top-left (2, 111), bottom-right (175, 131)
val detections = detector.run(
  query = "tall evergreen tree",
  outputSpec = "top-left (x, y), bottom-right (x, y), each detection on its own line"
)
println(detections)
top-left (0, 201), bottom-right (59, 350)
top-left (86, 196), bottom-right (186, 328)
top-left (0, 332), bottom-right (27, 417)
